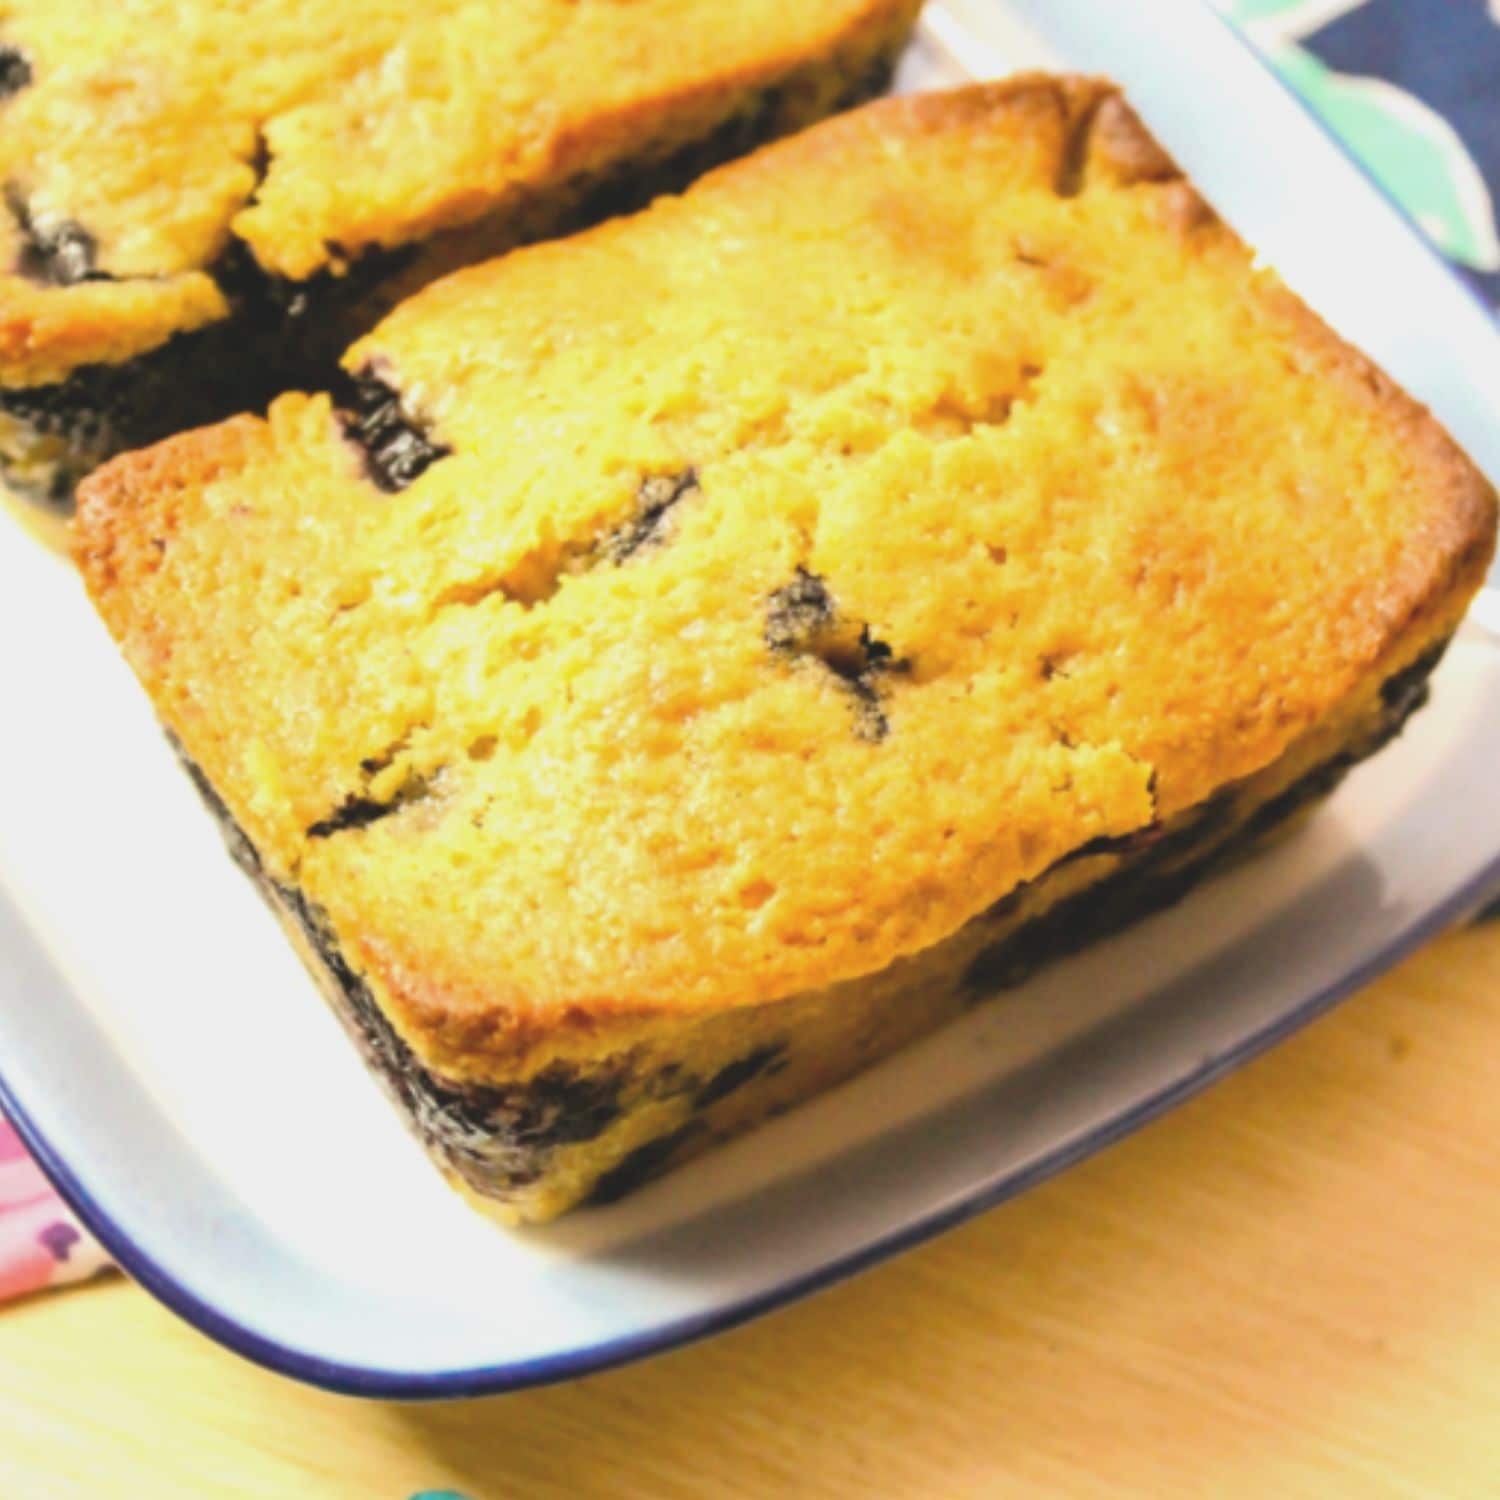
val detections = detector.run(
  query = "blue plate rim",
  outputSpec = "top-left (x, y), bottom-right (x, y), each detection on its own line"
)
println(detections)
top-left (4, 842), bottom-right (1498, 1400)
top-left (2, 2), bottom-right (1498, 1399)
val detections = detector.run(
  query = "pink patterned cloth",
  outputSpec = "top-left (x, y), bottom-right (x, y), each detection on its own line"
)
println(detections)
top-left (0, 1112), bottom-right (110, 1301)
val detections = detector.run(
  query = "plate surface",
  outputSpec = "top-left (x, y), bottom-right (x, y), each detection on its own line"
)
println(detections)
top-left (1, 0), bottom-right (1498, 1397)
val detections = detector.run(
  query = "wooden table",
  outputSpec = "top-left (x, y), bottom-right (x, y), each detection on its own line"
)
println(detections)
top-left (1, 923), bottom-right (1496, 1498)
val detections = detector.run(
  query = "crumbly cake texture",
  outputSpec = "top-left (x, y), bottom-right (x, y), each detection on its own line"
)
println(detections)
top-left (0, 0), bottom-right (918, 506)
top-left (76, 79), bottom-right (1496, 1220)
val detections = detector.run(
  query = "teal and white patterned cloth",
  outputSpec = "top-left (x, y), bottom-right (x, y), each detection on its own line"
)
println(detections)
top-left (1220, 0), bottom-right (1500, 311)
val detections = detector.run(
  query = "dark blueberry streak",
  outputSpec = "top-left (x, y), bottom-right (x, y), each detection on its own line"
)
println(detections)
top-left (9, 192), bottom-right (107, 287)
top-left (765, 567), bottom-right (836, 652)
top-left (334, 367), bottom-right (451, 493)
top-left (274, 881), bottom-right (631, 1195)
top-left (0, 242), bottom-right (416, 511)
top-left (305, 763), bottom-right (444, 840)
top-left (765, 569), bottom-right (907, 741)
top-left (306, 795), bottom-right (406, 840)
top-left (603, 469), bottom-right (700, 562)
top-left (964, 663), bottom-right (1439, 998)
top-left (1379, 640), bottom-right (1446, 716)
top-left (0, 46), bottom-right (31, 98)
top-left (585, 1125), bottom-right (704, 1206)
top-left (693, 1043), bottom-right (788, 1109)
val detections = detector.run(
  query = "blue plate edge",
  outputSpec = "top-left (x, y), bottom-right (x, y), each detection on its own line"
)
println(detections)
top-left (3, 5), bottom-right (1499, 1399)
top-left (4, 846), bottom-right (1498, 1401)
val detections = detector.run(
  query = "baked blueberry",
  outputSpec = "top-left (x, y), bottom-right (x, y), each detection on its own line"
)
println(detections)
top-left (0, 46), bottom-right (32, 99)
top-left (334, 367), bottom-right (451, 493)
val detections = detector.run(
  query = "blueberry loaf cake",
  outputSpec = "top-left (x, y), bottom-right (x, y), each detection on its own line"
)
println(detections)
top-left (75, 79), bottom-right (1497, 1222)
top-left (0, 0), bottom-right (919, 512)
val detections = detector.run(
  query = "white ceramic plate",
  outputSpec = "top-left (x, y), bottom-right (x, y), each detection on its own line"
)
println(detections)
top-left (1, 0), bottom-right (1497, 1397)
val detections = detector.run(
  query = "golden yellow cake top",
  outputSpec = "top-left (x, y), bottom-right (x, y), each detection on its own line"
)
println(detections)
top-left (0, 0), bottom-right (914, 383)
top-left (77, 80), bottom-right (1496, 1057)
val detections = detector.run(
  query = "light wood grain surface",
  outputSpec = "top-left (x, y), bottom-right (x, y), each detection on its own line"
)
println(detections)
top-left (1, 923), bottom-right (1497, 1499)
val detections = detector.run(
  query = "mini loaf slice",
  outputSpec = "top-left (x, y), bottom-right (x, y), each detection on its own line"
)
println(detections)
top-left (76, 78), bottom-right (1497, 1222)
top-left (0, 0), bottom-right (920, 512)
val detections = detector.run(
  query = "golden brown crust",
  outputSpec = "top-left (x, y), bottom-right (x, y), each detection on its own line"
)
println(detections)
top-left (1249, 282), bottom-right (1497, 665)
top-left (74, 414), bottom-right (268, 591)
top-left (0, 273), bottom-right (229, 387)
top-left (76, 79), bottom-right (1497, 1072)
top-left (74, 416), bottom-right (274, 700)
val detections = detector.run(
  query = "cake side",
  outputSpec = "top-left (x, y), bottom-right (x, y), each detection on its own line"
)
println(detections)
top-left (75, 78), bottom-right (1497, 1217)
top-left (177, 627), bottom-right (1451, 1221)
top-left (0, 0), bottom-right (919, 508)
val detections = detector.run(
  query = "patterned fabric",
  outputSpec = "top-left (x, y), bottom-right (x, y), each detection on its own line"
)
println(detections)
top-left (1219, 0), bottom-right (1500, 309)
top-left (1, 2), bottom-right (1496, 1308)
top-left (0, 1116), bottom-right (110, 1300)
